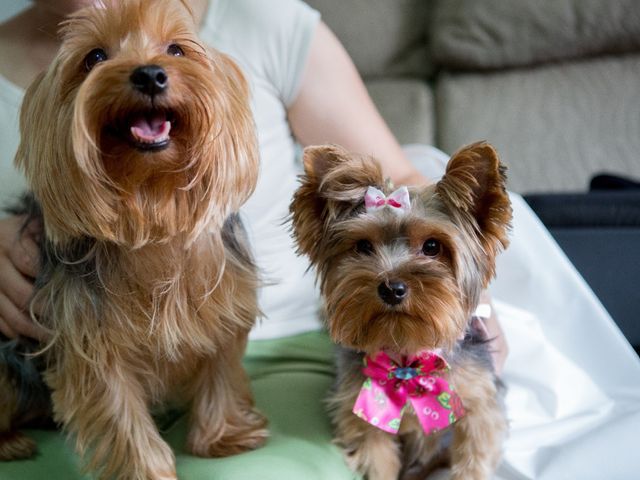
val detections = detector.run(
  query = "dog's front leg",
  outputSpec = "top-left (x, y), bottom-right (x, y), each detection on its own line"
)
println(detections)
top-left (47, 357), bottom-right (176, 480)
top-left (186, 336), bottom-right (267, 457)
top-left (335, 414), bottom-right (402, 480)
top-left (331, 378), bottom-right (402, 480)
top-left (449, 364), bottom-right (507, 480)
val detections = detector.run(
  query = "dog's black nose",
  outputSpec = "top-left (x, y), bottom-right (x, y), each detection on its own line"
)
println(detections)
top-left (130, 65), bottom-right (168, 96)
top-left (378, 281), bottom-right (408, 306)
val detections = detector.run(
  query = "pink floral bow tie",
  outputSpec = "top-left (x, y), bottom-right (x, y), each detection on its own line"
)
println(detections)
top-left (364, 186), bottom-right (410, 214)
top-left (352, 351), bottom-right (465, 435)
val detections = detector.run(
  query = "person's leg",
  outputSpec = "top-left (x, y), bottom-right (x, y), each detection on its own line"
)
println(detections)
top-left (167, 330), bottom-right (353, 479)
top-left (0, 331), bottom-right (354, 480)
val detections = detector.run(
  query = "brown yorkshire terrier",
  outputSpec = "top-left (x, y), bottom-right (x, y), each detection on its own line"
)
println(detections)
top-left (290, 143), bottom-right (512, 480)
top-left (0, 0), bottom-right (267, 478)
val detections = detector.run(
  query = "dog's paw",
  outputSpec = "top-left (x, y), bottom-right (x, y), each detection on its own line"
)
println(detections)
top-left (188, 407), bottom-right (268, 457)
top-left (343, 444), bottom-right (401, 480)
top-left (450, 462), bottom-right (493, 480)
top-left (343, 446), bottom-right (365, 474)
top-left (149, 471), bottom-right (178, 480)
top-left (0, 431), bottom-right (37, 461)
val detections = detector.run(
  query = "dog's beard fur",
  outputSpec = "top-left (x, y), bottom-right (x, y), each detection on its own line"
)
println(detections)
top-left (0, 1), bottom-right (268, 477)
top-left (16, 0), bottom-right (258, 249)
top-left (289, 142), bottom-right (512, 479)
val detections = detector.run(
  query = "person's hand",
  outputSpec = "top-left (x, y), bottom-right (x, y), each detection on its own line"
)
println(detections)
top-left (0, 215), bottom-right (47, 340)
top-left (479, 290), bottom-right (508, 376)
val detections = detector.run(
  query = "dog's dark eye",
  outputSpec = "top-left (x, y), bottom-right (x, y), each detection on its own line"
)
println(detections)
top-left (421, 238), bottom-right (441, 257)
top-left (167, 44), bottom-right (185, 56)
top-left (84, 48), bottom-right (108, 71)
top-left (355, 239), bottom-right (374, 255)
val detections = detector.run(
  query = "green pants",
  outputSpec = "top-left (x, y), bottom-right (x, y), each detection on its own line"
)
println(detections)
top-left (0, 331), bottom-right (356, 479)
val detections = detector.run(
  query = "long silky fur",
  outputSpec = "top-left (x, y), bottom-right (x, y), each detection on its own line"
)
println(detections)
top-left (16, 0), bottom-right (258, 248)
top-left (289, 142), bottom-right (512, 480)
top-left (1, 1), bottom-right (267, 477)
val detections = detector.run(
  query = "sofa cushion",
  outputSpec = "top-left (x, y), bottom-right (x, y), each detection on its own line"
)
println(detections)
top-left (305, 0), bottom-right (433, 78)
top-left (366, 78), bottom-right (435, 145)
top-left (431, 0), bottom-right (640, 70)
top-left (435, 54), bottom-right (640, 193)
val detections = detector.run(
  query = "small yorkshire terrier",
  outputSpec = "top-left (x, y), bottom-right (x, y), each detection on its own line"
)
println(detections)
top-left (290, 143), bottom-right (512, 480)
top-left (0, 1), bottom-right (267, 478)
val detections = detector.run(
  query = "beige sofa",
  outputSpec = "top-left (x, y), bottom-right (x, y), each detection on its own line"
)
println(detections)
top-left (306, 0), bottom-right (640, 194)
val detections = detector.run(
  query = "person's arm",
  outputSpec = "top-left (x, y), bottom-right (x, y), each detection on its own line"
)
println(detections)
top-left (288, 22), bottom-right (423, 187)
top-left (288, 21), bottom-right (508, 374)
top-left (0, 215), bottom-right (47, 340)
top-left (479, 291), bottom-right (508, 374)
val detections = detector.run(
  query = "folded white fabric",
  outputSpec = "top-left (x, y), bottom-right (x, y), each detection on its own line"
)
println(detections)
top-left (493, 196), bottom-right (640, 480)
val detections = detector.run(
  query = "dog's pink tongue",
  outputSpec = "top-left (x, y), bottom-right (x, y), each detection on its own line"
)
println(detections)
top-left (130, 113), bottom-right (171, 143)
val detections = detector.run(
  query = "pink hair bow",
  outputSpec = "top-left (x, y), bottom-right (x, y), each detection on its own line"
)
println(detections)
top-left (352, 351), bottom-right (465, 435)
top-left (364, 186), bottom-right (410, 214)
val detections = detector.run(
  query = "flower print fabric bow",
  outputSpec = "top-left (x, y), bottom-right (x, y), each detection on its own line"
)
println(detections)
top-left (352, 351), bottom-right (465, 435)
top-left (364, 186), bottom-right (410, 214)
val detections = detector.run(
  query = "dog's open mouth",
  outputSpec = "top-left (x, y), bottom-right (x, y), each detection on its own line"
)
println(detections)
top-left (124, 110), bottom-right (174, 151)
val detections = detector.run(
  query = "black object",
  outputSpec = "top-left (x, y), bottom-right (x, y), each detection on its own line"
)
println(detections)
top-left (378, 281), bottom-right (408, 306)
top-left (525, 191), bottom-right (640, 227)
top-left (590, 173), bottom-right (640, 191)
top-left (130, 65), bottom-right (168, 96)
top-left (524, 188), bottom-right (640, 354)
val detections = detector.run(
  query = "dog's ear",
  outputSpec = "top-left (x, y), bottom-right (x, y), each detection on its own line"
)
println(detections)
top-left (290, 144), bottom-right (384, 264)
top-left (14, 72), bottom-right (46, 174)
top-left (176, 0), bottom-right (195, 19)
top-left (436, 142), bottom-right (512, 259)
top-left (302, 144), bottom-right (385, 212)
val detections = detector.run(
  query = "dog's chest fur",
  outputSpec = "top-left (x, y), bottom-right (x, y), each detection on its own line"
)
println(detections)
top-left (6, 197), bottom-right (257, 404)
top-left (333, 329), bottom-right (503, 465)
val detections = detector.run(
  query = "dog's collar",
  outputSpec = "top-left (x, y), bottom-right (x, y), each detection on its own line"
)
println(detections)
top-left (352, 350), bottom-right (465, 435)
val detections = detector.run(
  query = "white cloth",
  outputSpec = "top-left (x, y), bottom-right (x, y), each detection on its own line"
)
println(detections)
top-left (493, 199), bottom-right (640, 480)
top-left (0, 73), bottom-right (26, 202)
top-left (405, 144), bottom-right (640, 480)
